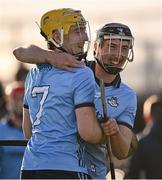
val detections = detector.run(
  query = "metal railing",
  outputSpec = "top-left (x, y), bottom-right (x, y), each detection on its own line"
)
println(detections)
top-left (0, 140), bottom-right (28, 146)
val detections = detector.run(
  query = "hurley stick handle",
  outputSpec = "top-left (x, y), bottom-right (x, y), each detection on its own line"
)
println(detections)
top-left (100, 80), bottom-right (116, 179)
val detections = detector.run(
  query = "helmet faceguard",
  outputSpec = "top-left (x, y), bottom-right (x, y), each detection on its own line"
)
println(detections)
top-left (40, 8), bottom-right (91, 60)
top-left (94, 23), bottom-right (134, 74)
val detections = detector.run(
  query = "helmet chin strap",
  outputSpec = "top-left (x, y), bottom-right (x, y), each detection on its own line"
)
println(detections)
top-left (48, 40), bottom-right (87, 61)
top-left (95, 57), bottom-right (122, 75)
top-left (49, 38), bottom-right (61, 48)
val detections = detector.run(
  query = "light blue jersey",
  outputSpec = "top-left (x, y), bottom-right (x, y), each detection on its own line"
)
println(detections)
top-left (22, 64), bottom-right (95, 174)
top-left (84, 74), bottom-right (137, 179)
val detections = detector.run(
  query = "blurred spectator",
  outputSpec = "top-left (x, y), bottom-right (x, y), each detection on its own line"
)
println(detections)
top-left (125, 94), bottom-right (162, 179)
top-left (137, 95), bottom-right (158, 140)
top-left (0, 81), bottom-right (7, 120)
top-left (15, 63), bottom-right (28, 82)
top-left (133, 95), bottom-right (145, 133)
top-left (0, 81), bottom-right (25, 179)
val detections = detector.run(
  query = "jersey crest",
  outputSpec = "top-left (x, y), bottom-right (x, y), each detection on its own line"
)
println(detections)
top-left (107, 96), bottom-right (119, 107)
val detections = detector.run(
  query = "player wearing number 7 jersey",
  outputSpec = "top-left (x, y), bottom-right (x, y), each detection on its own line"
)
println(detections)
top-left (15, 22), bottom-right (137, 179)
top-left (21, 8), bottom-right (103, 179)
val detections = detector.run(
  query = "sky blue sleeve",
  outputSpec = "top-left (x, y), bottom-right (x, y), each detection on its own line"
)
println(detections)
top-left (72, 67), bottom-right (95, 108)
top-left (118, 92), bottom-right (137, 128)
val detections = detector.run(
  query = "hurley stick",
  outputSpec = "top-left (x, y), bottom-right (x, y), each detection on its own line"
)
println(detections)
top-left (100, 80), bottom-right (116, 179)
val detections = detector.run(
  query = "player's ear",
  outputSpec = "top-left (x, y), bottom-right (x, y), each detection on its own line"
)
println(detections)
top-left (94, 41), bottom-right (99, 57)
top-left (52, 30), bottom-right (61, 44)
top-left (94, 41), bottom-right (97, 51)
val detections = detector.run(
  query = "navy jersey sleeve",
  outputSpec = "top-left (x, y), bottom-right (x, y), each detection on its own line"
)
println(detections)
top-left (72, 67), bottom-right (95, 109)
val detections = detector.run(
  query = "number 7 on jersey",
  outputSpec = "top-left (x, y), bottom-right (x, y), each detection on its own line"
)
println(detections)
top-left (31, 86), bottom-right (49, 126)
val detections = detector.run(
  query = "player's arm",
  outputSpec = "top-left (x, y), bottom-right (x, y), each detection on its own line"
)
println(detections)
top-left (76, 106), bottom-right (104, 144)
top-left (73, 69), bottom-right (104, 144)
top-left (110, 124), bottom-right (133, 159)
top-left (101, 118), bottom-right (133, 159)
top-left (13, 45), bottom-right (84, 72)
top-left (22, 107), bottom-right (32, 139)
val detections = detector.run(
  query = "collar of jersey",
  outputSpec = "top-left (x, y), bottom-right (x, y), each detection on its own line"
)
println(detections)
top-left (95, 73), bottom-right (121, 88)
top-left (37, 63), bottom-right (53, 70)
top-left (86, 60), bottom-right (121, 88)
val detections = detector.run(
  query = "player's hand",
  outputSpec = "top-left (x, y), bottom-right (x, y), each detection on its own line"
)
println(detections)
top-left (46, 50), bottom-right (85, 72)
top-left (101, 118), bottom-right (119, 136)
